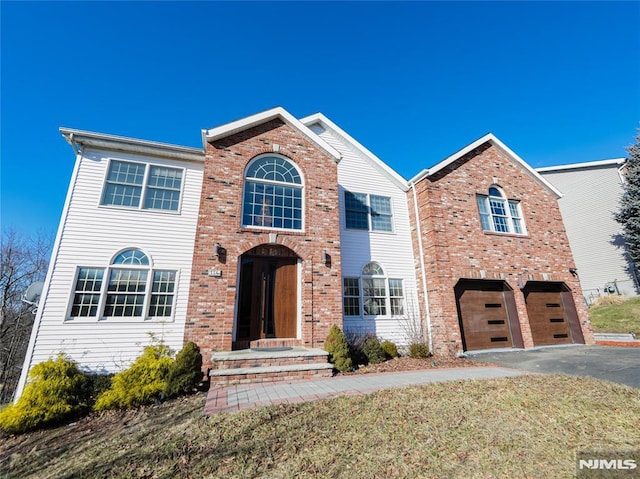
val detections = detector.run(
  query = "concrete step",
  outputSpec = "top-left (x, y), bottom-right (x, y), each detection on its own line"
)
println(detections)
top-left (594, 333), bottom-right (637, 341)
top-left (209, 347), bottom-right (334, 386)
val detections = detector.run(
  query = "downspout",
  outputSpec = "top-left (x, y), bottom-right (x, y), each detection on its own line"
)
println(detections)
top-left (410, 181), bottom-right (432, 353)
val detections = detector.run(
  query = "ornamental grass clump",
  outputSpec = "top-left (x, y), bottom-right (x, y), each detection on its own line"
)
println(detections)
top-left (94, 345), bottom-right (174, 411)
top-left (324, 325), bottom-right (353, 373)
top-left (0, 354), bottom-right (88, 434)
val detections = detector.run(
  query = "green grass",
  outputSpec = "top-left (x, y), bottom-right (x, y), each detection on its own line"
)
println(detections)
top-left (1, 375), bottom-right (639, 478)
top-left (588, 296), bottom-right (640, 335)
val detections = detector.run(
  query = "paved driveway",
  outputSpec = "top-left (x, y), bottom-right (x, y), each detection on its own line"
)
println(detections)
top-left (466, 345), bottom-right (640, 389)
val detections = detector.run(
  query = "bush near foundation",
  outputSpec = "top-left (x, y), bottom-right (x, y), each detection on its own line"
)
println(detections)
top-left (362, 336), bottom-right (387, 364)
top-left (94, 345), bottom-right (174, 411)
top-left (408, 342), bottom-right (430, 359)
top-left (380, 340), bottom-right (399, 359)
top-left (164, 341), bottom-right (203, 399)
top-left (0, 355), bottom-right (88, 434)
top-left (324, 325), bottom-right (353, 373)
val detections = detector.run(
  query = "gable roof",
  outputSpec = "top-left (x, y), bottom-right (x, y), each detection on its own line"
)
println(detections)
top-left (300, 113), bottom-right (410, 192)
top-left (203, 106), bottom-right (342, 163)
top-left (409, 133), bottom-right (563, 199)
top-left (60, 127), bottom-right (205, 163)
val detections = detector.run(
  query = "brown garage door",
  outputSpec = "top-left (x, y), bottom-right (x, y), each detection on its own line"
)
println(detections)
top-left (524, 282), bottom-right (584, 346)
top-left (455, 280), bottom-right (524, 351)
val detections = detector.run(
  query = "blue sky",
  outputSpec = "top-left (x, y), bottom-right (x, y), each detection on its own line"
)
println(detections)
top-left (2, 1), bottom-right (639, 237)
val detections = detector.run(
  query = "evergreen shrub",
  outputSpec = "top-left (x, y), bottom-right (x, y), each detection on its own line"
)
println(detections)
top-left (408, 342), bottom-right (430, 359)
top-left (362, 336), bottom-right (387, 364)
top-left (0, 354), bottom-right (88, 434)
top-left (164, 341), bottom-right (203, 398)
top-left (324, 325), bottom-right (353, 373)
top-left (380, 340), bottom-right (399, 359)
top-left (94, 345), bottom-right (174, 410)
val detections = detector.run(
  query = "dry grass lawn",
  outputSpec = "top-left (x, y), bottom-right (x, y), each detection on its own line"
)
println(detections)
top-left (1, 375), bottom-right (639, 479)
top-left (589, 296), bottom-right (640, 335)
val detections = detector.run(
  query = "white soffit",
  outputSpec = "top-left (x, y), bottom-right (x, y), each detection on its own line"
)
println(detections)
top-left (204, 106), bottom-right (341, 163)
top-left (536, 158), bottom-right (625, 173)
top-left (60, 127), bottom-right (205, 163)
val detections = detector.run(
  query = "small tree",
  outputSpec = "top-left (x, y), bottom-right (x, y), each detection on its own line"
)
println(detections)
top-left (616, 133), bottom-right (640, 266)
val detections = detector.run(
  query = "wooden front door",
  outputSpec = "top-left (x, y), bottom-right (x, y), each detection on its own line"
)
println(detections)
top-left (236, 255), bottom-right (297, 346)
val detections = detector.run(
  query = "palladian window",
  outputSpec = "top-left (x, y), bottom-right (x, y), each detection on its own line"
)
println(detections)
top-left (342, 262), bottom-right (405, 318)
top-left (69, 248), bottom-right (177, 320)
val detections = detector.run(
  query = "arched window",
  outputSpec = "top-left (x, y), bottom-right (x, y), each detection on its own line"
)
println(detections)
top-left (477, 186), bottom-right (526, 234)
top-left (69, 248), bottom-right (177, 320)
top-left (342, 261), bottom-right (405, 317)
top-left (242, 155), bottom-right (303, 230)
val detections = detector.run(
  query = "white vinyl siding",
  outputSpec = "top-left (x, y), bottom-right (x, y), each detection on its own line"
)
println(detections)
top-left (540, 163), bottom-right (639, 301)
top-left (28, 148), bottom-right (203, 373)
top-left (309, 123), bottom-right (420, 345)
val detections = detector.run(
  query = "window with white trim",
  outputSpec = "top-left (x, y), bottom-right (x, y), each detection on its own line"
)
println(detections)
top-left (102, 160), bottom-right (183, 212)
top-left (344, 191), bottom-right (393, 232)
top-left (69, 249), bottom-right (177, 320)
top-left (476, 186), bottom-right (526, 235)
top-left (242, 156), bottom-right (303, 230)
top-left (342, 262), bottom-right (404, 317)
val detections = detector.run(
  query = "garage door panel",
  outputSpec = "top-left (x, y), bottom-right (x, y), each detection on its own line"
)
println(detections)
top-left (458, 290), bottom-right (513, 351)
top-left (526, 291), bottom-right (573, 346)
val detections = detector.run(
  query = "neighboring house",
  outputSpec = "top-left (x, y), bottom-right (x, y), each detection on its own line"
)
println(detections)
top-left (538, 159), bottom-right (638, 304)
top-left (16, 107), bottom-right (594, 397)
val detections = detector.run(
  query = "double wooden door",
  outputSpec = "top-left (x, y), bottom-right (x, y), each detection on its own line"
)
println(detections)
top-left (236, 255), bottom-right (297, 344)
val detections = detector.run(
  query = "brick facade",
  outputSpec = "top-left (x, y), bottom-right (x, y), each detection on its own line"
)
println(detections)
top-left (410, 142), bottom-right (595, 356)
top-left (184, 119), bottom-right (343, 369)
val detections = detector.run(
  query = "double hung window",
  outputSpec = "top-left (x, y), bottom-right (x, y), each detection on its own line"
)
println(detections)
top-left (344, 191), bottom-right (393, 232)
top-left (476, 186), bottom-right (526, 235)
top-left (102, 160), bottom-right (183, 212)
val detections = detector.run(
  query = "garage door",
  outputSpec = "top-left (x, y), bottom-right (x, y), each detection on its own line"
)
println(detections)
top-left (455, 280), bottom-right (524, 351)
top-left (524, 282), bottom-right (584, 347)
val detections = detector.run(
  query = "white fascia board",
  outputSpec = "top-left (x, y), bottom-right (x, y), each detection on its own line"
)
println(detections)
top-left (300, 113), bottom-right (410, 191)
top-left (60, 128), bottom-right (205, 163)
top-left (205, 106), bottom-right (341, 163)
top-left (422, 133), bottom-right (563, 199)
top-left (536, 158), bottom-right (626, 173)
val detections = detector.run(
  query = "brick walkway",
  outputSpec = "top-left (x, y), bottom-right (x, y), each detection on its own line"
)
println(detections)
top-left (204, 366), bottom-right (523, 415)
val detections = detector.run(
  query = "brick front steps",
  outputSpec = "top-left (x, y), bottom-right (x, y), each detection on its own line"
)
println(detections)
top-left (209, 347), bottom-right (334, 386)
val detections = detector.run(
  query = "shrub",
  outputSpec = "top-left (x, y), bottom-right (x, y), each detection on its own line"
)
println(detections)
top-left (345, 333), bottom-right (368, 367)
top-left (94, 345), bottom-right (174, 411)
top-left (324, 325), bottom-right (353, 373)
top-left (408, 342), bottom-right (430, 359)
top-left (0, 354), bottom-right (88, 434)
top-left (380, 340), bottom-right (399, 359)
top-left (164, 342), bottom-right (203, 399)
top-left (362, 336), bottom-right (387, 364)
top-left (82, 373), bottom-right (114, 405)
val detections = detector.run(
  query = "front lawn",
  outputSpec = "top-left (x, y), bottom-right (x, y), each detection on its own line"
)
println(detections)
top-left (588, 296), bottom-right (640, 335)
top-left (2, 375), bottom-right (639, 478)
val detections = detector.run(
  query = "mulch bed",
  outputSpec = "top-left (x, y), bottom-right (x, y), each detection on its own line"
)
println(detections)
top-left (338, 356), bottom-right (493, 375)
